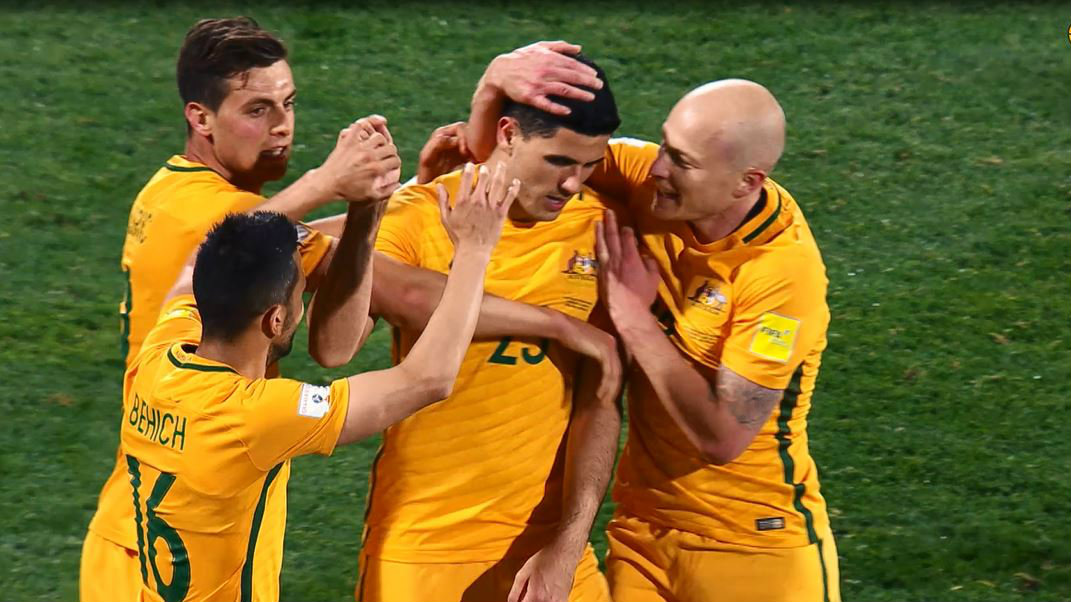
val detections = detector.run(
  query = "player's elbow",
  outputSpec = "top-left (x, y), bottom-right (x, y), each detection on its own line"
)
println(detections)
top-left (398, 360), bottom-right (456, 404)
top-left (373, 272), bottom-right (433, 332)
top-left (310, 344), bottom-right (353, 370)
top-left (307, 324), bottom-right (357, 369)
top-left (697, 438), bottom-right (747, 466)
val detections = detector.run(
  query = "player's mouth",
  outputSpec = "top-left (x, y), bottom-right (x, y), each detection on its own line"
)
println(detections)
top-left (260, 145), bottom-right (290, 160)
top-left (654, 188), bottom-right (679, 206)
top-left (544, 195), bottom-right (568, 211)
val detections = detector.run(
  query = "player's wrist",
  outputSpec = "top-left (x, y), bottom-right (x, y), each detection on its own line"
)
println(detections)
top-left (452, 241), bottom-right (494, 262)
top-left (473, 70), bottom-right (506, 109)
top-left (547, 525), bottom-right (587, 565)
top-left (544, 307), bottom-right (574, 343)
top-left (300, 167), bottom-right (338, 205)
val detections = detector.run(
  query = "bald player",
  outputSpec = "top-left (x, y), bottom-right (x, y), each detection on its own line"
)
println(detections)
top-left (464, 54), bottom-right (840, 602)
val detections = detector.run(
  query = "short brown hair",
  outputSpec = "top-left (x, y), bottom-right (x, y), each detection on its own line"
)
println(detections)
top-left (176, 17), bottom-right (287, 112)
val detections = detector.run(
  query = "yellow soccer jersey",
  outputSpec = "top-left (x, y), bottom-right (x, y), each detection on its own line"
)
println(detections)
top-left (90, 155), bottom-right (333, 551)
top-left (119, 156), bottom-right (262, 367)
top-left (120, 295), bottom-right (350, 602)
top-left (596, 139), bottom-right (832, 548)
top-left (365, 168), bottom-right (614, 562)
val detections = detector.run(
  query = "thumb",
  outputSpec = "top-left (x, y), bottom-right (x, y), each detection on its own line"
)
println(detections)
top-left (437, 184), bottom-right (451, 220)
top-left (507, 572), bottom-right (529, 602)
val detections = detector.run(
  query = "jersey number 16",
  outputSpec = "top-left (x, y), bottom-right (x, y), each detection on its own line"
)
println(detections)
top-left (127, 455), bottom-right (191, 602)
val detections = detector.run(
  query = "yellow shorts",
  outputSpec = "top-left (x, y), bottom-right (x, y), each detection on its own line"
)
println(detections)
top-left (606, 513), bottom-right (840, 602)
top-left (356, 544), bottom-right (609, 602)
top-left (80, 530), bottom-right (142, 602)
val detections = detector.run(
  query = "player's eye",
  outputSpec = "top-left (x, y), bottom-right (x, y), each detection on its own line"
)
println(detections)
top-left (545, 156), bottom-right (577, 167)
top-left (249, 106), bottom-right (267, 117)
top-left (284, 99), bottom-right (296, 110)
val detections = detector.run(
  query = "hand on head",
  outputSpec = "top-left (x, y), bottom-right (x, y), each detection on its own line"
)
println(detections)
top-left (485, 41), bottom-right (603, 116)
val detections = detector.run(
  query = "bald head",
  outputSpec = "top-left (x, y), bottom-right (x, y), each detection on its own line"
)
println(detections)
top-left (671, 79), bottom-right (785, 173)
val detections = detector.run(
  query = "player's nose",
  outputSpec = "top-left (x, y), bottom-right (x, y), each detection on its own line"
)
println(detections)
top-left (560, 173), bottom-right (583, 196)
top-left (651, 149), bottom-right (671, 178)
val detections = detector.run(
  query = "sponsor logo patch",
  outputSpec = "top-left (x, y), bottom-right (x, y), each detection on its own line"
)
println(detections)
top-left (748, 312), bottom-right (801, 363)
top-left (756, 517), bottom-right (786, 531)
top-left (298, 384), bottom-right (331, 419)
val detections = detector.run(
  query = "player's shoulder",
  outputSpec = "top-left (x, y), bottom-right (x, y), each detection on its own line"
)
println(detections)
top-left (609, 136), bottom-right (658, 151)
top-left (764, 178), bottom-right (822, 257)
top-left (154, 156), bottom-right (233, 192)
top-left (608, 136), bottom-right (659, 160)
top-left (384, 173), bottom-right (454, 217)
top-left (739, 185), bottom-right (828, 296)
top-left (148, 155), bottom-right (261, 216)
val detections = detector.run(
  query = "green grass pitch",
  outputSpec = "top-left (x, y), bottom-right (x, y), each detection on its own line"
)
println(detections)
top-left (0, 2), bottom-right (1068, 600)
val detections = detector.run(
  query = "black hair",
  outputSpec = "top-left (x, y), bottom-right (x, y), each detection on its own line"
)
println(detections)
top-left (193, 211), bottom-right (299, 341)
top-left (501, 53), bottom-right (620, 138)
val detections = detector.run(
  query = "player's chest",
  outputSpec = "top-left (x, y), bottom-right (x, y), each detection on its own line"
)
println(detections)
top-left (422, 225), bottom-right (600, 319)
top-left (663, 274), bottom-right (734, 349)
top-left (652, 247), bottom-right (740, 362)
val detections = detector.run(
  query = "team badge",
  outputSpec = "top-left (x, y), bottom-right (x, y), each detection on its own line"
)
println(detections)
top-left (687, 280), bottom-right (728, 313)
top-left (562, 250), bottom-right (598, 280)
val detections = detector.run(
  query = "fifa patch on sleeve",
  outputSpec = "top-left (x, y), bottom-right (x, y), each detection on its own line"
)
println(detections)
top-left (748, 312), bottom-right (800, 363)
top-left (298, 384), bottom-right (331, 419)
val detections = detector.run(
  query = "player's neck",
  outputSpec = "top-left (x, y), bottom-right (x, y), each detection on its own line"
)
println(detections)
top-left (483, 150), bottom-right (541, 224)
top-left (688, 188), bottom-right (764, 244)
top-left (183, 136), bottom-right (265, 195)
top-left (195, 336), bottom-right (269, 380)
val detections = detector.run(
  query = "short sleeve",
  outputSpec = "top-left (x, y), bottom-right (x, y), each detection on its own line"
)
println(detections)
top-left (374, 184), bottom-right (436, 266)
top-left (719, 262), bottom-right (829, 390)
top-left (295, 222), bottom-right (334, 276)
top-left (136, 295), bottom-right (202, 364)
top-left (239, 377), bottom-right (351, 470)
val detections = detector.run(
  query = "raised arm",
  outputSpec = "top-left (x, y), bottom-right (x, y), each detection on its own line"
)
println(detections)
top-left (466, 41), bottom-right (602, 162)
top-left (334, 164), bottom-right (520, 445)
top-left (306, 202), bottom-right (388, 368)
top-left (255, 115), bottom-right (401, 220)
top-left (595, 211), bottom-right (781, 464)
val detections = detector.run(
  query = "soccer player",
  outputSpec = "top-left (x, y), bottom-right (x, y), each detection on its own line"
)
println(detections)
top-left (466, 50), bottom-right (841, 602)
top-left (118, 159), bottom-right (517, 602)
top-left (351, 52), bottom-right (623, 602)
top-left (81, 16), bottom-right (400, 602)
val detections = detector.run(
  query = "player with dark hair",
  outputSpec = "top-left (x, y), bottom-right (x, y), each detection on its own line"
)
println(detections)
top-left (452, 43), bottom-right (842, 602)
top-left (81, 16), bottom-right (400, 601)
top-left (115, 163), bottom-right (519, 602)
top-left (342, 44), bottom-right (623, 602)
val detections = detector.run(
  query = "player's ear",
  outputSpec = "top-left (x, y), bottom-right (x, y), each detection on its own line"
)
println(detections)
top-left (496, 117), bottom-right (518, 155)
top-left (261, 304), bottom-right (287, 339)
top-left (736, 169), bottom-right (767, 198)
top-left (185, 102), bottom-right (214, 137)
